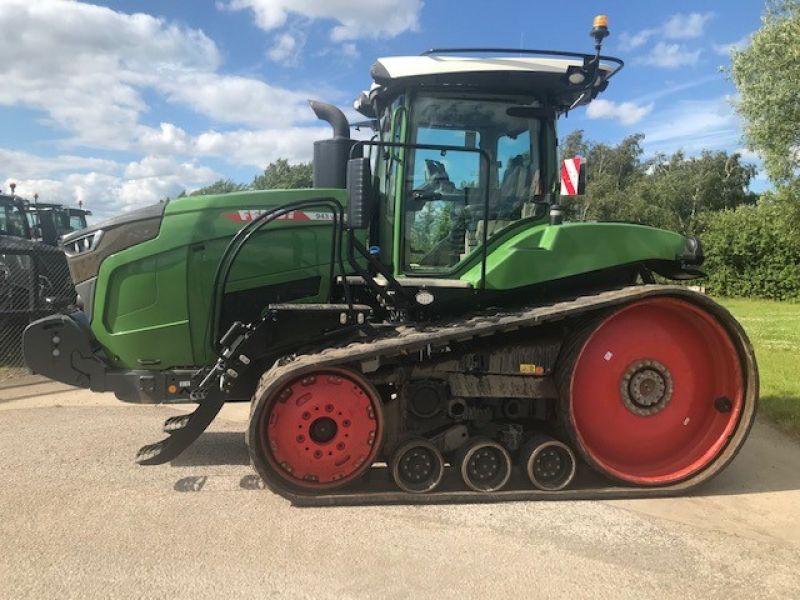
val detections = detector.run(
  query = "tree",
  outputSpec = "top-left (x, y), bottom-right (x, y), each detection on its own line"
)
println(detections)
top-left (251, 159), bottom-right (312, 190)
top-left (731, 0), bottom-right (800, 183)
top-left (701, 194), bottom-right (800, 300)
top-left (558, 132), bottom-right (758, 233)
top-left (627, 151), bottom-right (757, 233)
top-left (190, 179), bottom-right (247, 196)
top-left (559, 131), bottom-right (648, 221)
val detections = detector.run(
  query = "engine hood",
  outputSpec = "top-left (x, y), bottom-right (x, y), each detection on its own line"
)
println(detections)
top-left (62, 201), bottom-right (166, 245)
top-left (62, 202), bottom-right (166, 284)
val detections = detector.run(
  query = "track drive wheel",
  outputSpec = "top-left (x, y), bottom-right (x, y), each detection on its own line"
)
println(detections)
top-left (249, 367), bottom-right (383, 493)
top-left (390, 438), bottom-right (445, 494)
top-left (562, 296), bottom-right (749, 486)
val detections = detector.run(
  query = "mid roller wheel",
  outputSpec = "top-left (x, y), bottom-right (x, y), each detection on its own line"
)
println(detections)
top-left (456, 438), bottom-right (512, 492)
top-left (250, 367), bottom-right (383, 492)
top-left (520, 435), bottom-right (577, 491)
top-left (390, 438), bottom-right (445, 494)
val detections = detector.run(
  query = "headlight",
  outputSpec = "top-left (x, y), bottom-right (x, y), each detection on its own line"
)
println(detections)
top-left (63, 230), bottom-right (104, 257)
top-left (679, 236), bottom-right (704, 266)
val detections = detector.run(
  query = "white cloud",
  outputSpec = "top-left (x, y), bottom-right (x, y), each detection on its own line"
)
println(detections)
top-left (195, 126), bottom-right (330, 167)
top-left (662, 13), bottom-right (713, 40)
top-left (340, 43), bottom-right (359, 59)
top-left (0, 0), bottom-right (319, 151)
top-left (133, 121), bottom-right (339, 167)
top-left (585, 99), bottom-right (654, 126)
top-left (735, 147), bottom-right (761, 163)
top-left (221, 0), bottom-right (422, 41)
top-left (4, 173), bottom-right (120, 212)
top-left (643, 43), bottom-right (702, 68)
top-left (633, 75), bottom-right (721, 104)
top-left (0, 149), bottom-right (121, 180)
top-left (4, 155), bottom-right (220, 220)
top-left (267, 32), bottom-right (304, 64)
top-left (0, 0), bottom-right (222, 148)
top-left (619, 29), bottom-right (657, 51)
top-left (619, 12), bottom-right (712, 52)
top-left (159, 73), bottom-right (310, 128)
top-left (138, 123), bottom-right (193, 156)
top-left (123, 156), bottom-right (218, 182)
top-left (713, 35), bottom-right (751, 56)
top-left (641, 96), bottom-right (741, 155)
top-left (0, 2), bottom-right (360, 218)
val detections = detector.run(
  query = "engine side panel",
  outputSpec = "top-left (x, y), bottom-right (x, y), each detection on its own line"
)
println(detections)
top-left (91, 188), bottom-right (346, 370)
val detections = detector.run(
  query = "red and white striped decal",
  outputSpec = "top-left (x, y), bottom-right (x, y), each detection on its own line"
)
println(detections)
top-left (224, 209), bottom-right (334, 223)
top-left (560, 156), bottom-right (582, 196)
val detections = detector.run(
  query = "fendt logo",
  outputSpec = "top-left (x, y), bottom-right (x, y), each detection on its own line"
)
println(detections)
top-left (224, 209), bottom-right (335, 223)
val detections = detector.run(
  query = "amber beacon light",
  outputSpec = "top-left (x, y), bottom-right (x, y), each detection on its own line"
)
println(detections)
top-left (591, 15), bottom-right (610, 46)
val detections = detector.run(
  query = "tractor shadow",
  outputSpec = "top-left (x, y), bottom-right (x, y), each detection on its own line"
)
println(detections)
top-left (169, 431), bottom-right (250, 467)
top-left (696, 417), bottom-right (800, 497)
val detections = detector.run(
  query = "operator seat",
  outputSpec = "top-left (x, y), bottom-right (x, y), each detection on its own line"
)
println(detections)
top-left (465, 154), bottom-right (536, 256)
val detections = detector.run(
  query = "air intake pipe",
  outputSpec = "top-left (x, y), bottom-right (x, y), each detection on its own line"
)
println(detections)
top-left (309, 100), bottom-right (361, 189)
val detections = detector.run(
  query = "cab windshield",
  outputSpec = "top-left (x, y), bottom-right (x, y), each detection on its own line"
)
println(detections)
top-left (68, 212), bottom-right (88, 232)
top-left (403, 94), bottom-right (545, 272)
top-left (0, 202), bottom-right (29, 238)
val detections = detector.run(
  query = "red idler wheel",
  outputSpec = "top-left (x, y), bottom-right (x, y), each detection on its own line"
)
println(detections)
top-left (565, 297), bottom-right (745, 486)
top-left (257, 367), bottom-right (383, 491)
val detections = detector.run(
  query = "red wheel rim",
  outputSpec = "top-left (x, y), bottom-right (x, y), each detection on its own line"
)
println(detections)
top-left (569, 297), bottom-right (744, 485)
top-left (260, 368), bottom-right (383, 490)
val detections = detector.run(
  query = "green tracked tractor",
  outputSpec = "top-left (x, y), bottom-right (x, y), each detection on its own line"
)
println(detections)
top-left (24, 17), bottom-right (757, 504)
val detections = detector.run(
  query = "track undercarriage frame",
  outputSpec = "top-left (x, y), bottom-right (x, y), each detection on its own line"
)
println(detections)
top-left (139, 284), bottom-right (757, 506)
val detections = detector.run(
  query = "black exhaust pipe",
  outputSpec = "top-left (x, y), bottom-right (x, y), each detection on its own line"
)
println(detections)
top-left (309, 100), bottom-right (350, 140)
top-left (309, 100), bottom-right (360, 189)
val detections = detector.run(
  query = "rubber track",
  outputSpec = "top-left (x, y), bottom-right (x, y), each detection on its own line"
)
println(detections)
top-left (246, 285), bottom-right (759, 506)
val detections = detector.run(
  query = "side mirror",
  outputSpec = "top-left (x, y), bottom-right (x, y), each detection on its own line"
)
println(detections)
top-left (346, 157), bottom-right (373, 229)
top-left (560, 156), bottom-right (586, 196)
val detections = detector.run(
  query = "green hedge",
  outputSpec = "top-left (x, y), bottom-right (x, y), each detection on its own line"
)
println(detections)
top-left (701, 197), bottom-right (800, 301)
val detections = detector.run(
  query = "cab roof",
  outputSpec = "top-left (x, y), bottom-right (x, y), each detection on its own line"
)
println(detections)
top-left (372, 55), bottom-right (614, 81)
top-left (355, 50), bottom-right (623, 117)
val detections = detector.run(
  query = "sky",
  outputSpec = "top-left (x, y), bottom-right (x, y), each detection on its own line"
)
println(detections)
top-left (0, 0), bottom-right (767, 220)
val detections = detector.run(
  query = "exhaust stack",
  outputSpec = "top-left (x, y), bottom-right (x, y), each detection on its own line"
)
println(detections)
top-left (309, 100), bottom-right (360, 189)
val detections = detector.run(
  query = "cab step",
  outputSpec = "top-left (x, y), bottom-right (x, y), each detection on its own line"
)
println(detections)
top-left (135, 389), bottom-right (225, 465)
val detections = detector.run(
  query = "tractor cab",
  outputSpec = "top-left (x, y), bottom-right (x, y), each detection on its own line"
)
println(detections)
top-left (25, 203), bottom-right (92, 246)
top-left (0, 193), bottom-right (32, 240)
top-left (358, 53), bottom-right (617, 275)
top-left (310, 23), bottom-right (622, 295)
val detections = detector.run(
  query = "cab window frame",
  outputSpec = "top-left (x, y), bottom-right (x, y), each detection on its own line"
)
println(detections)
top-left (399, 91), bottom-right (547, 276)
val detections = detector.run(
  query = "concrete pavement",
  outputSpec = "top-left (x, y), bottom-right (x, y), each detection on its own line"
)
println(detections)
top-left (1, 381), bottom-right (799, 599)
